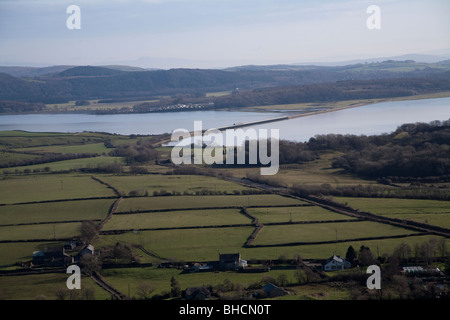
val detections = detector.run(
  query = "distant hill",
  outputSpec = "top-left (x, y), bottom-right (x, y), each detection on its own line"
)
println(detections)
top-left (1, 59), bottom-right (450, 105)
top-left (0, 65), bottom-right (145, 77)
top-left (99, 65), bottom-right (147, 72)
top-left (0, 65), bottom-right (75, 78)
top-left (57, 66), bottom-right (125, 77)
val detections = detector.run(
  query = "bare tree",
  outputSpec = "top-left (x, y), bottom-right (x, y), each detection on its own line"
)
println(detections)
top-left (437, 238), bottom-right (448, 260)
top-left (393, 243), bottom-right (412, 262)
top-left (136, 282), bottom-right (155, 300)
top-left (80, 220), bottom-right (99, 244)
top-left (295, 268), bottom-right (307, 285)
top-left (54, 287), bottom-right (69, 300)
top-left (79, 254), bottom-right (102, 276)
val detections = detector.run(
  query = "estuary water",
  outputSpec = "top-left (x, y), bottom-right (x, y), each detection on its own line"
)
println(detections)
top-left (0, 97), bottom-right (449, 142)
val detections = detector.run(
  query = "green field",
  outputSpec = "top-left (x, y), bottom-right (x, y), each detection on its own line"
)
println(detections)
top-left (97, 226), bottom-right (254, 262)
top-left (0, 222), bottom-right (81, 241)
top-left (247, 205), bottom-right (356, 224)
top-left (252, 221), bottom-right (420, 246)
top-left (0, 131), bottom-right (108, 149)
top-left (0, 273), bottom-right (110, 300)
top-left (7, 156), bottom-right (124, 173)
top-left (242, 234), bottom-right (449, 261)
top-left (224, 151), bottom-right (381, 188)
top-left (13, 142), bottom-right (111, 155)
top-left (334, 197), bottom-right (450, 228)
top-left (0, 198), bottom-right (114, 225)
top-left (103, 208), bottom-right (251, 231)
top-left (0, 174), bottom-right (116, 204)
top-left (116, 194), bottom-right (306, 212)
top-left (0, 241), bottom-right (64, 267)
top-left (101, 266), bottom-right (306, 299)
top-left (98, 174), bottom-right (255, 195)
top-left (0, 151), bottom-right (42, 166)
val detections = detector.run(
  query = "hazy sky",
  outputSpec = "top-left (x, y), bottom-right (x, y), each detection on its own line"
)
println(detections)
top-left (0, 0), bottom-right (449, 68)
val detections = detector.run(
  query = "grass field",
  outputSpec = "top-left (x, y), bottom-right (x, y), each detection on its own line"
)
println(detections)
top-left (13, 142), bottom-right (111, 155)
top-left (0, 241), bottom-right (64, 267)
top-left (97, 226), bottom-right (254, 262)
top-left (247, 205), bottom-right (356, 224)
top-left (0, 174), bottom-right (116, 204)
top-left (100, 266), bottom-right (299, 298)
top-left (221, 151), bottom-right (381, 188)
top-left (0, 151), bottom-right (42, 166)
top-left (7, 156), bottom-right (124, 173)
top-left (0, 273), bottom-right (110, 300)
top-left (97, 174), bottom-right (255, 195)
top-left (0, 131), bottom-right (108, 149)
top-left (103, 208), bottom-right (251, 231)
top-left (0, 222), bottom-right (81, 241)
top-left (252, 221), bottom-right (420, 246)
top-left (0, 198), bottom-right (114, 225)
top-left (242, 234), bottom-right (449, 261)
top-left (116, 194), bottom-right (306, 212)
top-left (334, 197), bottom-right (450, 228)
top-left (45, 99), bottom-right (160, 113)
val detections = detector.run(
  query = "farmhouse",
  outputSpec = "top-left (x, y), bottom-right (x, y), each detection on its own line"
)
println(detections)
top-left (32, 246), bottom-right (73, 267)
top-left (64, 240), bottom-right (76, 251)
top-left (80, 244), bottom-right (94, 257)
top-left (323, 255), bottom-right (351, 271)
top-left (219, 253), bottom-right (247, 270)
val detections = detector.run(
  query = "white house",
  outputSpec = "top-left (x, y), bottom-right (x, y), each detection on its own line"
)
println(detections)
top-left (323, 255), bottom-right (351, 271)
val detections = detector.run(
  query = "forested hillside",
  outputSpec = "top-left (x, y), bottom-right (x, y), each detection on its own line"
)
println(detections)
top-left (1, 60), bottom-right (450, 109)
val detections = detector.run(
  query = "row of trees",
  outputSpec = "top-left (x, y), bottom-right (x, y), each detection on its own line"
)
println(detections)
top-left (0, 152), bottom-right (97, 169)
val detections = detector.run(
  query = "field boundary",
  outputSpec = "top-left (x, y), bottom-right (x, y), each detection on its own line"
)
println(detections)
top-left (247, 232), bottom-right (431, 248)
top-left (114, 204), bottom-right (311, 215)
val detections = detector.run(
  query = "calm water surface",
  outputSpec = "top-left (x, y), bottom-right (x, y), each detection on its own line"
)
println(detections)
top-left (0, 97), bottom-right (449, 142)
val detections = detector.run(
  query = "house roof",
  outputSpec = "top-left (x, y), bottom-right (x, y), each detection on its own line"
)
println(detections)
top-left (84, 244), bottom-right (94, 251)
top-left (33, 250), bottom-right (44, 257)
top-left (325, 255), bottom-right (348, 264)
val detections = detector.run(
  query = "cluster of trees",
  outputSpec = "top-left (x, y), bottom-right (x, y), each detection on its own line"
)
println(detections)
top-left (279, 140), bottom-right (316, 162)
top-left (0, 100), bottom-right (45, 113)
top-left (344, 238), bottom-right (448, 268)
top-left (329, 120), bottom-right (450, 178)
top-left (109, 139), bottom-right (158, 165)
top-left (213, 75), bottom-right (450, 109)
top-left (262, 119), bottom-right (450, 180)
top-left (100, 242), bottom-right (140, 264)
